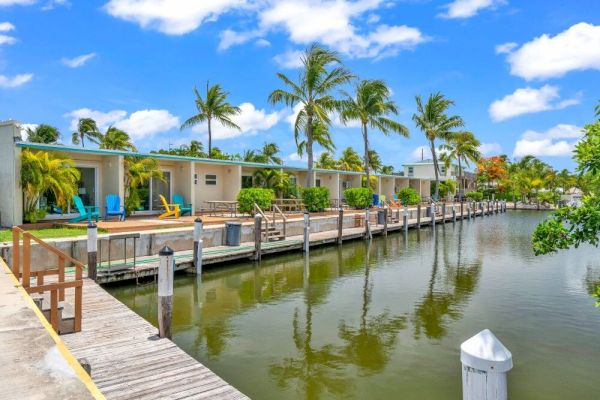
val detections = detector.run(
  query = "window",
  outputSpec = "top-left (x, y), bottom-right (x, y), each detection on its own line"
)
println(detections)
top-left (408, 167), bottom-right (414, 176)
top-left (316, 179), bottom-right (321, 187)
top-left (205, 174), bottom-right (217, 185)
top-left (441, 166), bottom-right (446, 175)
top-left (241, 175), bottom-right (253, 188)
top-left (194, 173), bottom-right (198, 185)
top-left (290, 176), bottom-right (297, 186)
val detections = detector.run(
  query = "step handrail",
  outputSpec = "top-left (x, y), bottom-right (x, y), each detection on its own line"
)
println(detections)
top-left (272, 204), bottom-right (287, 238)
top-left (12, 226), bottom-right (83, 333)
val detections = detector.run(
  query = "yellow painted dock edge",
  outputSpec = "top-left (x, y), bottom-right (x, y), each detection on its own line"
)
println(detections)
top-left (0, 258), bottom-right (105, 400)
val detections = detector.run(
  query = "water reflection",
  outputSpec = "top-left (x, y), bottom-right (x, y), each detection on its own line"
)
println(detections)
top-left (412, 223), bottom-right (482, 339)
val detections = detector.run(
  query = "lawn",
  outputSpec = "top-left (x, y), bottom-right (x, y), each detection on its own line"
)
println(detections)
top-left (0, 227), bottom-right (93, 243)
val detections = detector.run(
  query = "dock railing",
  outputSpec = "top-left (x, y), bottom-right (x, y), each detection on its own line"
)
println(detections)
top-left (11, 226), bottom-right (83, 333)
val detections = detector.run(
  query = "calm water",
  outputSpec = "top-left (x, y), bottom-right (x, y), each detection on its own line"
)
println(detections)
top-left (107, 211), bottom-right (600, 399)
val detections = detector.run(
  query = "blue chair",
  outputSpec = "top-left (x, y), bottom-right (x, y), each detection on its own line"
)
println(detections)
top-left (173, 194), bottom-right (193, 216)
top-left (70, 195), bottom-right (99, 223)
top-left (104, 194), bottom-right (126, 221)
top-left (372, 194), bottom-right (380, 207)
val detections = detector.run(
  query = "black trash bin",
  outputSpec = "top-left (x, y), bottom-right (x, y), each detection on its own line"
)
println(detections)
top-left (377, 210), bottom-right (386, 225)
top-left (225, 222), bottom-right (242, 246)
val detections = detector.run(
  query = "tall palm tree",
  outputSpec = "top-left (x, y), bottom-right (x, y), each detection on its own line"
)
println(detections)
top-left (26, 124), bottom-right (61, 144)
top-left (269, 43), bottom-right (353, 187)
top-left (340, 79), bottom-right (409, 187)
top-left (315, 152), bottom-right (339, 170)
top-left (259, 142), bottom-right (283, 165)
top-left (181, 82), bottom-right (242, 158)
top-left (412, 93), bottom-right (464, 199)
top-left (338, 147), bottom-right (363, 172)
top-left (71, 118), bottom-right (101, 148)
top-left (366, 149), bottom-right (382, 173)
top-left (99, 126), bottom-right (137, 151)
top-left (440, 131), bottom-right (481, 197)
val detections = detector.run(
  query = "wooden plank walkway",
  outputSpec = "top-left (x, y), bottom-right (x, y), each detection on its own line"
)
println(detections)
top-left (60, 279), bottom-right (248, 400)
top-left (93, 208), bottom-right (493, 284)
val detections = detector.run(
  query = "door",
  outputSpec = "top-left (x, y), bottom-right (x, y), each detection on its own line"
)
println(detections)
top-left (151, 171), bottom-right (171, 211)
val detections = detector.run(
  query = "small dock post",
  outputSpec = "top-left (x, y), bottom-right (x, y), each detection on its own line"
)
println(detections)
top-left (365, 209), bottom-right (372, 239)
top-left (479, 202), bottom-right (484, 217)
top-left (441, 203), bottom-right (446, 224)
top-left (303, 211), bottom-right (310, 252)
top-left (431, 203), bottom-right (436, 227)
top-left (461, 329), bottom-right (513, 400)
top-left (158, 246), bottom-right (174, 339)
top-left (417, 204), bottom-right (422, 229)
top-left (468, 204), bottom-right (472, 220)
top-left (403, 206), bottom-right (408, 233)
top-left (487, 201), bottom-right (491, 215)
top-left (193, 218), bottom-right (203, 276)
top-left (254, 213), bottom-right (262, 261)
top-left (337, 207), bottom-right (344, 245)
top-left (460, 201), bottom-right (464, 218)
top-left (87, 222), bottom-right (98, 281)
top-left (452, 204), bottom-right (456, 223)
top-left (383, 207), bottom-right (388, 236)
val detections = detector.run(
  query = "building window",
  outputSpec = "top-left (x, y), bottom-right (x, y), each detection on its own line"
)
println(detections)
top-left (290, 176), bottom-right (297, 186)
top-left (205, 174), bottom-right (217, 185)
top-left (441, 166), bottom-right (446, 175)
top-left (316, 179), bottom-right (321, 187)
top-left (241, 175), bottom-right (253, 188)
top-left (408, 167), bottom-right (414, 176)
top-left (194, 173), bottom-right (198, 185)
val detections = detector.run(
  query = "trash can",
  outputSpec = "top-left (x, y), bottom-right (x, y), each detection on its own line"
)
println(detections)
top-left (225, 222), bottom-right (242, 246)
top-left (426, 206), bottom-right (432, 217)
top-left (377, 210), bottom-right (386, 225)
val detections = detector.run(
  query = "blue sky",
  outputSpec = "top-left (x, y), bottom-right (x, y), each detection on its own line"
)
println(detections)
top-left (1, 0), bottom-right (600, 171)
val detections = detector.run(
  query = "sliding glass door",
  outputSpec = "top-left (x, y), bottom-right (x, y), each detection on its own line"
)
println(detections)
top-left (151, 171), bottom-right (171, 211)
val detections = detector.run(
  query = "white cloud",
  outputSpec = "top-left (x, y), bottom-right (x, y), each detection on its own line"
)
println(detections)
top-left (0, 0), bottom-right (36, 5)
top-left (0, 73), bottom-right (33, 88)
top-left (254, 38), bottom-right (270, 47)
top-left (513, 124), bottom-right (583, 158)
top-left (502, 22), bottom-right (600, 80)
top-left (65, 108), bottom-right (179, 140)
top-left (61, 53), bottom-right (96, 68)
top-left (192, 102), bottom-right (283, 140)
top-left (439, 0), bottom-right (505, 19)
top-left (19, 123), bottom-right (37, 140)
top-left (273, 49), bottom-right (304, 69)
top-left (0, 22), bottom-right (15, 31)
top-left (285, 149), bottom-right (324, 162)
top-left (218, 29), bottom-right (260, 51)
top-left (488, 85), bottom-right (579, 122)
top-left (0, 34), bottom-right (16, 45)
top-left (478, 142), bottom-right (502, 155)
top-left (495, 42), bottom-right (516, 54)
top-left (103, 0), bottom-right (246, 35)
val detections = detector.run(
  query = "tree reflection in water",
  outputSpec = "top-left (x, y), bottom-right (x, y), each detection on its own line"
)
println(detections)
top-left (412, 223), bottom-right (483, 339)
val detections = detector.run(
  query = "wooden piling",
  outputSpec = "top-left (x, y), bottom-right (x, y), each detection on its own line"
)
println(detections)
top-left (193, 218), bottom-right (203, 275)
top-left (417, 204), bottom-right (422, 229)
top-left (337, 208), bottom-right (343, 245)
top-left (383, 207), bottom-right (388, 236)
top-left (87, 223), bottom-right (97, 281)
top-left (303, 211), bottom-right (310, 252)
top-left (158, 246), bottom-right (174, 339)
top-left (442, 203), bottom-right (446, 224)
top-left (254, 213), bottom-right (262, 261)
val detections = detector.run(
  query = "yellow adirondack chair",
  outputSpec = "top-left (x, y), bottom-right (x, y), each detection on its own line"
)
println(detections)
top-left (159, 195), bottom-right (180, 219)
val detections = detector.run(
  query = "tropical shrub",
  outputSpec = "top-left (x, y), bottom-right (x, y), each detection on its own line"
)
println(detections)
top-left (465, 191), bottom-right (483, 201)
top-left (237, 188), bottom-right (274, 214)
top-left (302, 187), bottom-right (330, 212)
top-left (20, 150), bottom-right (80, 222)
top-left (344, 187), bottom-right (372, 209)
top-left (397, 187), bottom-right (421, 205)
top-left (439, 180), bottom-right (457, 199)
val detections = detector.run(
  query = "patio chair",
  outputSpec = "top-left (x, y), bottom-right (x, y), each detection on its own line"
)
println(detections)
top-left (104, 194), bottom-right (126, 221)
top-left (389, 194), bottom-right (400, 208)
top-left (70, 195), bottom-right (99, 223)
top-left (173, 194), bottom-right (193, 216)
top-left (158, 195), bottom-right (180, 219)
top-left (372, 194), bottom-right (380, 207)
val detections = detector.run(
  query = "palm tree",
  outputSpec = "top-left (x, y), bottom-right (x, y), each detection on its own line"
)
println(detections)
top-left (20, 150), bottom-right (80, 221)
top-left (380, 165), bottom-right (394, 175)
top-left (26, 124), bottom-right (60, 144)
top-left (440, 131), bottom-right (481, 198)
top-left (366, 149), bottom-right (382, 173)
top-left (269, 43), bottom-right (353, 187)
top-left (340, 79), bottom-right (409, 187)
top-left (253, 169), bottom-right (290, 197)
top-left (71, 118), bottom-right (101, 147)
top-left (99, 126), bottom-right (137, 151)
top-left (315, 152), bottom-right (339, 170)
top-left (259, 142), bottom-right (283, 165)
top-left (338, 147), bottom-right (363, 172)
top-left (412, 93), bottom-right (464, 199)
top-left (181, 82), bottom-right (241, 158)
top-left (595, 100), bottom-right (600, 118)
top-left (124, 157), bottom-right (164, 214)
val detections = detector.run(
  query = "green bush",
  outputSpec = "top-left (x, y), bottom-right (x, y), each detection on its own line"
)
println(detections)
top-left (24, 209), bottom-right (47, 223)
top-left (302, 187), bottom-right (330, 212)
top-left (344, 187), bottom-right (372, 209)
top-left (237, 188), bottom-right (274, 214)
top-left (439, 180), bottom-right (457, 199)
top-left (465, 191), bottom-right (483, 201)
top-left (396, 187), bottom-right (421, 205)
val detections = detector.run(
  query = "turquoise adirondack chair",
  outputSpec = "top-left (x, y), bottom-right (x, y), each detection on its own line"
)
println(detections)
top-left (70, 195), bottom-right (99, 223)
top-left (173, 194), bottom-right (193, 216)
top-left (104, 194), bottom-right (126, 221)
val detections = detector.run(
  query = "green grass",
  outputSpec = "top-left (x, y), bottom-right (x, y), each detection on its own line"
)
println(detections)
top-left (0, 227), bottom-right (94, 243)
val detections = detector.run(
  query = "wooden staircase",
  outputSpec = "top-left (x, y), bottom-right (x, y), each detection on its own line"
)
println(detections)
top-left (254, 203), bottom-right (288, 242)
top-left (11, 226), bottom-right (83, 335)
top-left (265, 226), bottom-right (285, 242)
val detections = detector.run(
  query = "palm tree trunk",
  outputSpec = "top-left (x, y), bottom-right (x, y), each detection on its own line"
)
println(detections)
top-left (458, 157), bottom-right (463, 198)
top-left (363, 124), bottom-right (370, 190)
top-left (207, 118), bottom-right (212, 158)
top-left (306, 117), bottom-right (315, 187)
top-left (81, 133), bottom-right (85, 148)
top-left (430, 139), bottom-right (440, 199)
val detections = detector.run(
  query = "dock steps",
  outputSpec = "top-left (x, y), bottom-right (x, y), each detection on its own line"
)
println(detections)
top-left (265, 226), bottom-right (286, 242)
top-left (32, 293), bottom-right (76, 335)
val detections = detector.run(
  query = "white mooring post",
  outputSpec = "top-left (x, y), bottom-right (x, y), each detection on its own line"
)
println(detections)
top-left (468, 205), bottom-right (472, 220)
top-left (365, 209), bottom-right (372, 239)
top-left (158, 246), bottom-right (174, 339)
top-left (452, 204), bottom-right (457, 223)
top-left (303, 211), bottom-right (310, 253)
top-left (430, 203), bottom-right (436, 227)
top-left (461, 329), bottom-right (513, 400)
top-left (87, 223), bottom-right (98, 281)
top-left (193, 218), bottom-right (203, 276)
top-left (403, 206), bottom-right (408, 233)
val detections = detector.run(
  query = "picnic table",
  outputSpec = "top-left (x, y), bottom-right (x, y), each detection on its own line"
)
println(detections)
top-left (205, 200), bottom-right (238, 217)
top-left (273, 198), bottom-right (304, 212)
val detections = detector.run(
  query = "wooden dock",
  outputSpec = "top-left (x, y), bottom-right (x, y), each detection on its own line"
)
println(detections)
top-left (60, 279), bottom-right (249, 400)
top-left (94, 207), bottom-right (495, 284)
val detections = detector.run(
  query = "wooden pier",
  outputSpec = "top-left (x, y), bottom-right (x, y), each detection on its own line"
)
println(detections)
top-left (60, 278), bottom-right (248, 400)
top-left (95, 205), bottom-right (495, 284)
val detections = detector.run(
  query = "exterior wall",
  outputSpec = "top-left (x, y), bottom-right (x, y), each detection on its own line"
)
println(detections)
top-left (420, 179), bottom-right (431, 198)
top-left (223, 164), bottom-right (242, 201)
top-left (409, 179), bottom-right (421, 196)
top-left (194, 163), bottom-right (241, 206)
top-left (339, 174), bottom-right (362, 199)
top-left (101, 155), bottom-right (125, 213)
top-left (395, 178), bottom-right (409, 192)
top-left (379, 177), bottom-right (395, 198)
top-left (404, 163), bottom-right (459, 180)
top-left (315, 172), bottom-right (339, 201)
top-left (172, 161), bottom-right (194, 210)
top-left (0, 121), bottom-right (22, 227)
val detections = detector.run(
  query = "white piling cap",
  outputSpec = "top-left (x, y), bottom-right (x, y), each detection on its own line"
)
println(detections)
top-left (461, 329), bottom-right (513, 373)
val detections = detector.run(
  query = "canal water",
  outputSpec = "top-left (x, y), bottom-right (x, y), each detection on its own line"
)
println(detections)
top-left (106, 211), bottom-right (600, 399)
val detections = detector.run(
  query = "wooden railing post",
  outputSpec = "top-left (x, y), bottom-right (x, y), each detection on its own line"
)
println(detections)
top-left (50, 289), bottom-right (59, 332)
top-left (12, 227), bottom-right (20, 276)
top-left (22, 234), bottom-right (31, 289)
